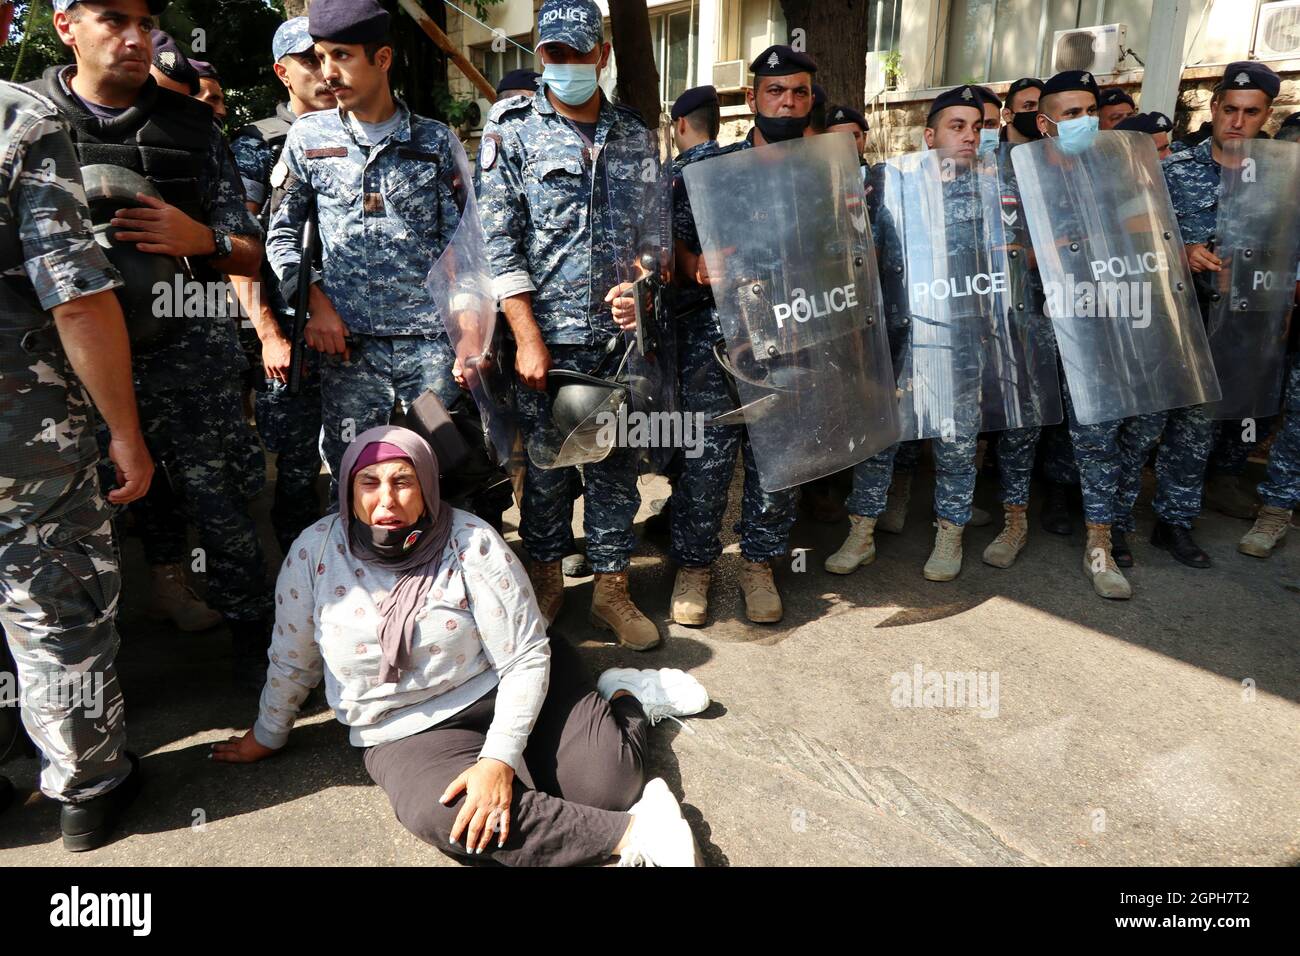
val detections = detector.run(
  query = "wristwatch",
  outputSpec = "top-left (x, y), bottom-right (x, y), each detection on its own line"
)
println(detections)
top-left (210, 229), bottom-right (233, 259)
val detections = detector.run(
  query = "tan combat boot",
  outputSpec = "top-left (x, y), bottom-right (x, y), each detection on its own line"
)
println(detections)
top-left (824, 514), bottom-right (878, 574)
top-left (923, 519), bottom-right (965, 581)
top-left (146, 563), bottom-right (222, 632)
top-left (1084, 524), bottom-right (1132, 599)
top-left (878, 471), bottom-right (912, 534)
top-left (983, 504), bottom-right (1028, 569)
top-left (528, 559), bottom-right (565, 626)
top-left (738, 559), bottom-right (783, 623)
top-left (1238, 505), bottom-right (1291, 558)
top-left (591, 571), bottom-right (661, 650)
top-left (671, 565), bottom-right (711, 627)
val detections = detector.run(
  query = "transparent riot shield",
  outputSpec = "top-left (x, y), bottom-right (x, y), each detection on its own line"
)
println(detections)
top-left (878, 147), bottom-right (1061, 440)
top-left (599, 129), bottom-right (679, 474)
top-left (1011, 130), bottom-right (1220, 425)
top-left (683, 132), bottom-right (900, 492)
top-left (425, 136), bottom-right (522, 476)
top-left (1201, 139), bottom-right (1300, 421)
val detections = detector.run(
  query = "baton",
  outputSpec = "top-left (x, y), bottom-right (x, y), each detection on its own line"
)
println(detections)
top-left (287, 202), bottom-right (317, 397)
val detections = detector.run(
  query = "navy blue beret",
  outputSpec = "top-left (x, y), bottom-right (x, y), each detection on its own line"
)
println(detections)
top-left (150, 30), bottom-right (199, 94)
top-left (926, 85), bottom-right (984, 124)
top-left (1099, 86), bottom-right (1136, 109)
top-left (309, 0), bottom-right (391, 45)
top-left (750, 45), bottom-right (817, 77)
top-left (1042, 69), bottom-right (1100, 100)
top-left (973, 85), bottom-right (1001, 109)
top-left (827, 104), bottom-right (869, 132)
top-left (1116, 111), bottom-right (1172, 135)
top-left (495, 69), bottom-right (540, 96)
top-left (1280, 111), bottom-right (1300, 132)
top-left (1007, 77), bottom-right (1044, 99)
top-left (670, 85), bottom-right (718, 120)
top-left (1216, 61), bottom-right (1280, 99)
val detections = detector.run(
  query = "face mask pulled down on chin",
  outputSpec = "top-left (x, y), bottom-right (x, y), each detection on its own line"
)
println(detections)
top-left (754, 111), bottom-right (811, 143)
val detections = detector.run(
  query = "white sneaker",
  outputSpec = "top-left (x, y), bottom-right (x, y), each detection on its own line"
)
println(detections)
top-left (597, 668), bottom-right (710, 729)
top-left (617, 778), bottom-right (698, 867)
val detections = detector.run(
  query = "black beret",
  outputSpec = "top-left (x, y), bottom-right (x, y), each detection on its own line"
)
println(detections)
top-left (1098, 86), bottom-right (1136, 109)
top-left (150, 30), bottom-right (199, 95)
top-left (1116, 111), bottom-right (1173, 135)
top-left (827, 104), bottom-right (869, 132)
top-left (1042, 69), bottom-right (1100, 101)
top-left (749, 45), bottom-right (817, 77)
top-left (926, 85), bottom-right (984, 124)
top-left (1216, 61), bottom-right (1280, 99)
top-left (812, 83), bottom-right (826, 108)
top-left (973, 85), bottom-right (1001, 109)
top-left (1281, 111), bottom-right (1300, 132)
top-left (670, 85), bottom-right (718, 120)
top-left (1007, 77), bottom-right (1044, 99)
top-left (309, 0), bottom-right (392, 45)
top-left (189, 59), bottom-right (219, 82)
top-left (495, 69), bottom-right (540, 96)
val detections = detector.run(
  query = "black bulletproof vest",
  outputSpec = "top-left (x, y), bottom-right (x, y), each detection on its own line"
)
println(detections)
top-left (235, 107), bottom-right (292, 230)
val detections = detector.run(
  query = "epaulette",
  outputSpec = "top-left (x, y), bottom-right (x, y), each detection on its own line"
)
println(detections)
top-left (488, 94), bottom-right (532, 124)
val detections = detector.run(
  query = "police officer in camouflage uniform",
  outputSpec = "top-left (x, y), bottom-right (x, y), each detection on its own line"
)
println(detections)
top-left (1, 68), bottom-right (154, 848)
top-left (477, 0), bottom-right (660, 649)
top-left (228, 18), bottom-right (335, 554)
top-left (668, 50), bottom-right (817, 626)
top-left (266, 0), bottom-right (462, 497)
top-left (41, 0), bottom-right (275, 678)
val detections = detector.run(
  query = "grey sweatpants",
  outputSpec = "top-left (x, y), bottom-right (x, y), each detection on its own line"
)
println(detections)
top-left (364, 637), bottom-right (648, 867)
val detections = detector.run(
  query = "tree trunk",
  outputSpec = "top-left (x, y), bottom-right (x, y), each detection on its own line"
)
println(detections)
top-left (283, 0), bottom-right (309, 17)
top-left (778, 0), bottom-right (871, 114)
top-left (607, 0), bottom-right (661, 127)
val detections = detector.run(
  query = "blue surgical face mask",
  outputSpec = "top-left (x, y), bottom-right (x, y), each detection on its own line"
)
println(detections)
top-left (1047, 114), bottom-right (1099, 155)
top-left (541, 63), bottom-right (599, 107)
top-left (978, 127), bottom-right (1000, 154)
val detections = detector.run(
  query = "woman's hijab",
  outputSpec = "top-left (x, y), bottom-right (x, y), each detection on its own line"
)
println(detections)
top-left (338, 426), bottom-right (453, 684)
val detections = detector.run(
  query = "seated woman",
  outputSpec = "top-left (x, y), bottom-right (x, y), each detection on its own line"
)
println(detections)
top-left (213, 425), bottom-right (709, 866)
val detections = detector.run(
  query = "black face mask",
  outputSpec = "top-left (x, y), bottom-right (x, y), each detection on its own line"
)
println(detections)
top-left (348, 510), bottom-right (433, 562)
top-left (754, 112), bottom-right (810, 143)
top-left (1012, 110), bottom-right (1043, 140)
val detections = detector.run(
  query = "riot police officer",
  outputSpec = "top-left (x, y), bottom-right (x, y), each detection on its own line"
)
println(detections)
top-left (1002, 77), bottom-right (1043, 145)
top-left (1097, 86), bottom-right (1138, 130)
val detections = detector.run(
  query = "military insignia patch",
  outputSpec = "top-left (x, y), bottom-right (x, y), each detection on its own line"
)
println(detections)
top-left (159, 51), bottom-right (176, 69)
top-left (479, 135), bottom-right (498, 172)
top-left (269, 160), bottom-right (289, 188)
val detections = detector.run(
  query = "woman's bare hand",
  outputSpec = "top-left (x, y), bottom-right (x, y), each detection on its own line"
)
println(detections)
top-left (441, 757), bottom-right (515, 852)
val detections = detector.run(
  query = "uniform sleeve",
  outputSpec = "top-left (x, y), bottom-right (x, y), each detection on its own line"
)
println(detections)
top-left (230, 132), bottom-right (272, 209)
top-left (208, 126), bottom-right (261, 237)
top-left (10, 112), bottom-right (121, 310)
top-left (252, 540), bottom-right (325, 750)
top-left (475, 120), bottom-right (536, 301)
top-left (460, 525), bottom-right (550, 771)
top-left (265, 124), bottom-right (315, 289)
top-left (673, 169), bottom-right (703, 255)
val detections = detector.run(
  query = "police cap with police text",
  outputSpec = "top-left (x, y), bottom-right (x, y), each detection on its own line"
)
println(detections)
top-left (926, 85), bottom-right (983, 124)
top-left (536, 0), bottom-right (603, 54)
top-left (496, 69), bottom-right (540, 96)
top-left (827, 104), bottom-right (869, 132)
top-left (308, 0), bottom-right (391, 45)
top-left (273, 17), bottom-right (315, 61)
top-left (1215, 61), bottom-right (1280, 99)
top-left (1115, 111), bottom-right (1172, 135)
top-left (749, 45), bottom-right (817, 77)
top-left (150, 30), bottom-right (199, 94)
top-left (1098, 86), bottom-right (1136, 109)
top-left (670, 85), bottom-right (718, 121)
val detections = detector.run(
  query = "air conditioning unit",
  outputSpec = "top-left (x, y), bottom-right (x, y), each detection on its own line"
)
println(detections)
top-left (713, 59), bottom-right (747, 93)
top-left (1254, 1), bottom-right (1300, 59)
top-left (469, 97), bottom-right (492, 132)
top-left (1051, 23), bottom-right (1129, 74)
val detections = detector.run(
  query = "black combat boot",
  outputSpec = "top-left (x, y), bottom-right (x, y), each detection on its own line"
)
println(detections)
top-left (61, 751), bottom-right (141, 852)
top-left (1151, 520), bottom-right (1211, 568)
top-left (1040, 482), bottom-right (1074, 535)
top-left (1110, 528), bottom-right (1134, 568)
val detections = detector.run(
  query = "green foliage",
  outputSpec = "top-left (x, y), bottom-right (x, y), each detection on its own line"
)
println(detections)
top-left (882, 50), bottom-right (903, 82)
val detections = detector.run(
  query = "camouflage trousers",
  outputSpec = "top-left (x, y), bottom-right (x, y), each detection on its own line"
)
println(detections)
top-left (1041, 421), bottom-right (1080, 486)
top-left (517, 344), bottom-right (640, 572)
top-left (133, 381), bottom-right (272, 623)
top-left (1111, 411), bottom-right (1170, 533)
top-left (1061, 382), bottom-right (1164, 527)
top-left (0, 465), bottom-right (130, 802)
top-left (319, 333), bottom-right (459, 494)
top-left (846, 432), bottom-right (978, 525)
top-left (255, 362), bottom-right (324, 553)
top-left (669, 316), bottom-right (796, 566)
top-left (1258, 354), bottom-right (1300, 510)
top-left (1151, 404), bottom-right (1214, 528)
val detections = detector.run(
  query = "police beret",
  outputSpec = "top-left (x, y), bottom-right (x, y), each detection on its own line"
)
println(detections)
top-left (1098, 86), bottom-right (1136, 109)
top-left (189, 59), bottom-right (219, 82)
top-left (150, 30), bottom-right (199, 94)
top-left (496, 69), bottom-right (540, 96)
top-left (1007, 77), bottom-right (1044, 98)
top-left (670, 85), bottom-right (718, 120)
top-left (827, 104), bottom-right (869, 132)
top-left (1216, 61), bottom-right (1280, 99)
top-left (272, 17), bottom-right (315, 61)
top-left (1042, 69), bottom-right (1100, 100)
top-left (309, 0), bottom-right (391, 45)
top-left (536, 0), bottom-right (603, 54)
top-left (926, 85), bottom-right (984, 124)
top-left (54, 0), bottom-right (168, 12)
top-left (1281, 111), bottom-right (1300, 132)
top-left (973, 85), bottom-right (1001, 109)
top-left (750, 45), bottom-right (817, 77)
top-left (1116, 111), bottom-right (1172, 135)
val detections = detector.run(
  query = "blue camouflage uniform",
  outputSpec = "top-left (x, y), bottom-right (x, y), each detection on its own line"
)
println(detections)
top-left (1257, 352), bottom-right (1300, 509)
top-left (265, 100), bottom-right (463, 489)
top-left (668, 131), bottom-right (798, 566)
top-left (0, 82), bottom-right (131, 802)
top-left (476, 89), bottom-right (648, 571)
top-left (230, 103), bottom-right (325, 550)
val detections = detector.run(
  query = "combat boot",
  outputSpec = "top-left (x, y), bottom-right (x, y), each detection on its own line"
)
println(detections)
top-left (145, 563), bottom-right (222, 632)
top-left (670, 565), bottom-right (711, 627)
top-left (923, 519), bottom-right (964, 581)
top-left (591, 572), bottom-right (661, 651)
top-left (1040, 483), bottom-right (1074, 535)
top-left (1151, 520), bottom-right (1211, 568)
top-left (982, 504), bottom-right (1028, 568)
top-left (967, 505), bottom-right (991, 528)
top-left (1084, 524), bottom-right (1132, 599)
top-left (1204, 473), bottom-right (1259, 520)
top-left (878, 471), bottom-right (912, 534)
top-left (738, 560), bottom-right (783, 623)
top-left (1111, 528), bottom-right (1134, 568)
top-left (824, 514), bottom-right (877, 574)
top-left (61, 752), bottom-right (141, 852)
top-left (1238, 505), bottom-right (1291, 558)
top-left (528, 559), bottom-right (565, 626)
